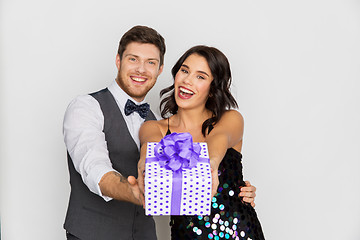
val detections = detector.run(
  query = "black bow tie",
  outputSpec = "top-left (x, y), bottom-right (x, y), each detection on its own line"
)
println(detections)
top-left (124, 99), bottom-right (150, 119)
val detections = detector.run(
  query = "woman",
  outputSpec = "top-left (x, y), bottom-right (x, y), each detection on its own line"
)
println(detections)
top-left (138, 45), bottom-right (265, 240)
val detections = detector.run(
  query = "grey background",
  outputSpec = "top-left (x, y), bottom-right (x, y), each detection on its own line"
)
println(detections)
top-left (1, 0), bottom-right (359, 239)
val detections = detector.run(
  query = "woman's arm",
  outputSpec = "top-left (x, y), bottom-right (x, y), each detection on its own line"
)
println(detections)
top-left (206, 110), bottom-right (244, 197)
top-left (206, 110), bottom-right (244, 168)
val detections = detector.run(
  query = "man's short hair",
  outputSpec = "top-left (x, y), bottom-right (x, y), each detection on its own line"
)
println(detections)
top-left (118, 25), bottom-right (166, 66)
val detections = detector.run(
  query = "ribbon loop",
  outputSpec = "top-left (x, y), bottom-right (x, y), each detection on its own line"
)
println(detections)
top-left (154, 132), bottom-right (201, 172)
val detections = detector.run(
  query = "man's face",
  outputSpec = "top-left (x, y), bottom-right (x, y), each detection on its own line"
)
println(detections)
top-left (116, 42), bottom-right (163, 102)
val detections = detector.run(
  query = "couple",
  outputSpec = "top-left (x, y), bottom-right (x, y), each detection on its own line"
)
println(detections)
top-left (63, 25), bottom-right (264, 240)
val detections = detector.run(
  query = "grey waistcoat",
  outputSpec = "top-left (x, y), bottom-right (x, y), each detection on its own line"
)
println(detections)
top-left (64, 88), bottom-right (157, 240)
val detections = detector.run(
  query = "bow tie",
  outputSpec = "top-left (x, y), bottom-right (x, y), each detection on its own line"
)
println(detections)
top-left (124, 99), bottom-right (150, 119)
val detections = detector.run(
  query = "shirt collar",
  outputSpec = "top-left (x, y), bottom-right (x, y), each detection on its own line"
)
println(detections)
top-left (108, 80), bottom-right (147, 110)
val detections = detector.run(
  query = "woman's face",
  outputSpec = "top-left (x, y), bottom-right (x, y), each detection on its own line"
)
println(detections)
top-left (174, 53), bottom-right (213, 111)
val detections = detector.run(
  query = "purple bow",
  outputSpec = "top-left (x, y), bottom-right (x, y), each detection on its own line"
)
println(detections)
top-left (154, 132), bottom-right (201, 171)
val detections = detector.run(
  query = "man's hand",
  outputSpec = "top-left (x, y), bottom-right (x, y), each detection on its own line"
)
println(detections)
top-left (137, 158), bottom-right (146, 198)
top-left (127, 176), bottom-right (144, 207)
top-left (99, 171), bottom-right (144, 206)
top-left (239, 180), bottom-right (256, 207)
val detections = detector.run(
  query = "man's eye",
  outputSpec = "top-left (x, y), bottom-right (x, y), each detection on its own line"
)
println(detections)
top-left (148, 61), bottom-right (155, 65)
top-left (129, 58), bottom-right (136, 61)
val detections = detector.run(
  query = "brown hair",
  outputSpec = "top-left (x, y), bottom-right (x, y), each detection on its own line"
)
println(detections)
top-left (160, 45), bottom-right (238, 136)
top-left (118, 25), bottom-right (166, 66)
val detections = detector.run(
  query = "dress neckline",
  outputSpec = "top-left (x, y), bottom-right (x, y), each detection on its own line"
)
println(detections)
top-left (166, 118), bottom-right (241, 156)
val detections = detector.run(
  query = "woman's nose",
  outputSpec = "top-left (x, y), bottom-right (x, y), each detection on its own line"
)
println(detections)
top-left (183, 75), bottom-right (193, 85)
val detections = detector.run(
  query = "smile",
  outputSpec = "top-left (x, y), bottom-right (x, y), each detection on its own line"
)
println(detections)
top-left (179, 86), bottom-right (194, 99)
top-left (131, 76), bottom-right (147, 82)
top-left (179, 87), bottom-right (194, 95)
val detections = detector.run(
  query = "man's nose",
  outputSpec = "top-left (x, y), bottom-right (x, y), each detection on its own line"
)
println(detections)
top-left (136, 61), bottom-right (146, 73)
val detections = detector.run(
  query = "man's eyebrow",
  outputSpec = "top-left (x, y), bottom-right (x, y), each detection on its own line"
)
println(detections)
top-left (147, 58), bottom-right (160, 62)
top-left (124, 54), bottom-right (159, 62)
top-left (124, 53), bottom-right (139, 58)
top-left (182, 64), bottom-right (210, 77)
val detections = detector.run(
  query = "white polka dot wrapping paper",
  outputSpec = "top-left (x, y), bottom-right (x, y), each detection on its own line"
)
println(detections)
top-left (145, 142), bottom-right (212, 216)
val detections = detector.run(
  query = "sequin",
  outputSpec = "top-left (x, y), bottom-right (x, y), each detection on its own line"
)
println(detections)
top-left (169, 148), bottom-right (264, 240)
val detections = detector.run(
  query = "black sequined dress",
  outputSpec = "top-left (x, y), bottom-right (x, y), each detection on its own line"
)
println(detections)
top-left (169, 123), bottom-right (265, 239)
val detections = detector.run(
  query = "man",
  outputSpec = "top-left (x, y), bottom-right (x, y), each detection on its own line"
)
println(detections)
top-left (63, 25), bottom-right (256, 240)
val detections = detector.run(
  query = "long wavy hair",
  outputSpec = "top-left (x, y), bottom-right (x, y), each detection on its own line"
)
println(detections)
top-left (160, 45), bottom-right (238, 136)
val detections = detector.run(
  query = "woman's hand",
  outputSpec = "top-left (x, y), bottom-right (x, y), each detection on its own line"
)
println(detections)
top-left (210, 161), bottom-right (219, 198)
top-left (239, 180), bottom-right (257, 207)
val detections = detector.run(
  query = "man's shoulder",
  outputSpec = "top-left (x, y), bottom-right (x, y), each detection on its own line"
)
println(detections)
top-left (65, 94), bottom-right (101, 114)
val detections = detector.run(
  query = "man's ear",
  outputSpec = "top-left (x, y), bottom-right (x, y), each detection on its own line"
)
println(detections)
top-left (115, 54), bottom-right (121, 70)
top-left (158, 64), bottom-right (164, 76)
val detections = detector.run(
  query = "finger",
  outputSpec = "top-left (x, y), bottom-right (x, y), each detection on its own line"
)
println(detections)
top-left (242, 197), bottom-right (254, 204)
top-left (127, 176), bottom-right (137, 186)
top-left (239, 191), bottom-right (256, 198)
top-left (251, 202), bottom-right (256, 208)
top-left (140, 192), bottom-right (145, 208)
top-left (243, 181), bottom-right (256, 191)
top-left (138, 176), bottom-right (145, 195)
top-left (240, 186), bottom-right (256, 192)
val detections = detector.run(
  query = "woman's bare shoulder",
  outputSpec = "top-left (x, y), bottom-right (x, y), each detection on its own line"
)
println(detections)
top-left (221, 109), bottom-right (244, 123)
top-left (140, 118), bottom-right (168, 139)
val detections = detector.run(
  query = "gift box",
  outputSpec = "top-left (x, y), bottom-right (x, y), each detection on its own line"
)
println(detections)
top-left (145, 132), bottom-right (212, 216)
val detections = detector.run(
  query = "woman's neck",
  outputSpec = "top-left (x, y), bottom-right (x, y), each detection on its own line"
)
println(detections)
top-left (172, 107), bottom-right (212, 132)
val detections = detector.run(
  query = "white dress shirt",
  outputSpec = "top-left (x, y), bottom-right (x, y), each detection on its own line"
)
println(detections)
top-left (63, 80), bottom-right (158, 201)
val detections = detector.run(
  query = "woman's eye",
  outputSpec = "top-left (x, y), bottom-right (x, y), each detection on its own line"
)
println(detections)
top-left (198, 75), bottom-right (205, 80)
top-left (181, 69), bottom-right (188, 74)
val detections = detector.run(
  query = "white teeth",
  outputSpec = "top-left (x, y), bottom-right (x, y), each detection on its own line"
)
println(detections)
top-left (131, 77), bottom-right (146, 82)
top-left (179, 87), bottom-right (194, 95)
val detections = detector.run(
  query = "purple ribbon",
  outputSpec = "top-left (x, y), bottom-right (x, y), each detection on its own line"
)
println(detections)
top-left (154, 132), bottom-right (201, 171)
top-left (146, 132), bottom-right (207, 215)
